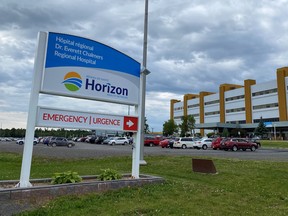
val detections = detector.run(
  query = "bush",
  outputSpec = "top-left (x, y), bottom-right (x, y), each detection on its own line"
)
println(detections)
top-left (99, 168), bottom-right (122, 181)
top-left (51, 171), bottom-right (82, 184)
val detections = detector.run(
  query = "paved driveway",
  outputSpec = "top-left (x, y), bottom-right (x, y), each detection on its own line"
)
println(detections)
top-left (1, 141), bottom-right (288, 161)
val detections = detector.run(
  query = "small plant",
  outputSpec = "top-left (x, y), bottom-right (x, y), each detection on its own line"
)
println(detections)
top-left (99, 168), bottom-right (122, 181)
top-left (51, 171), bottom-right (82, 184)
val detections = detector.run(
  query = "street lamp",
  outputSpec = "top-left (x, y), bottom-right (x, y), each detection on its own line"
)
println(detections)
top-left (274, 123), bottom-right (276, 140)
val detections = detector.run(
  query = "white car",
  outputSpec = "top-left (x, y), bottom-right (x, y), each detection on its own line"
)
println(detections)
top-left (173, 137), bottom-right (199, 149)
top-left (193, 137), bottom-right (213, 150)
top-left (16, 138), bottom-right (39, 145)
top-left (108, 137), bottom-right (129, 145)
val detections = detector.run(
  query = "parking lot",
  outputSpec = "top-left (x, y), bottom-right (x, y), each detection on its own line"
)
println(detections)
top-left (1, 141), bottom-right (288, 161)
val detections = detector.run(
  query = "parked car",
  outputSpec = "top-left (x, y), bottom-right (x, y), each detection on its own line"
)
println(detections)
top-left (211, 137), bottom-right (224, 150)
top-left (108, 137), bottom-right (129, 145)
top-left (193, 137), bottom-right (213, 150)
top-left (220, 138), bottom-right (258, 151)
top-left (102, 137), bottom-right (114, 144)
top-left (173, 137), bottom-right (198, 149)
top-left (159, 138), bottom-right (174, 148)
top-left (48, 137), bottom-right (75, 148)
top-left (246, 138), bottom-right (261, 148)
top-left (16, 138), bottom-right (39, 145)
top-left (144, 136), bottom-right (163, 147)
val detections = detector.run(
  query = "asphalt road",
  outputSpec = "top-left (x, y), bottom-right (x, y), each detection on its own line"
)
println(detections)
top-left (1, 141), bottom-right (288, 161)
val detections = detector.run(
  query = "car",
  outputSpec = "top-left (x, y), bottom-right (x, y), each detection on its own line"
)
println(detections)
top-left (211, 137), bottom-right (224, 150)
top-left (193, 137), bottom-right (213, 150)
top-left (48, 137), bottom-right (75, 148)
top-left (16, 138), bottom-right (39, 145)
top-left (102, 137), bottom-right (114, 144)
top-left (108, 137), bottom-right (129, 145)
top-left (173, 137), bottom-right (198, 149)
top-left (144, 136), bottom-right (163, 147)
top-left (246, 138), bottom-right (261, 148)
top-left (159, 138), bottom-right (174, 148)
top-left (220, 138), bottom-right (258, 151)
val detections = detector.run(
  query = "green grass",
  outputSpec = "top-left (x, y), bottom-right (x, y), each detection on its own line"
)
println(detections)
top-left (0, 152), bottom-right (287, 215)
top-left (261, 140), bottom-right (288, 148)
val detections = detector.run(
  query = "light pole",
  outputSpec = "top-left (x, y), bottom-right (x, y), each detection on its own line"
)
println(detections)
top-left (274, 123), bottom-right (276, 140)
top-left (139, 0), bottom-right (149, 165)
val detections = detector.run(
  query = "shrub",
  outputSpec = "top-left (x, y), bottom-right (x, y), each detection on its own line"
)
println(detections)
top-left (99, 168), bottom-right (122, 181)
top-left (51, 171), bottom-right (82, 184)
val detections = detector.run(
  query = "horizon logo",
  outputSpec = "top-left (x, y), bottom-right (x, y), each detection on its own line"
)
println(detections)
top-left (85, 78), bottom-right (129, 96)
top-left (62, 72), bottom-right (82, 91)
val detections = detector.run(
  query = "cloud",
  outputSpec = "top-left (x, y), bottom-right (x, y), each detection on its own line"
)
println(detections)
top-left (1, 0), bottom-right (288, 132)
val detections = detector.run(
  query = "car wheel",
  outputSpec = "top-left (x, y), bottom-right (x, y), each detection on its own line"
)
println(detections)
top-left (251, 146), bottom-right (256, 151)
top-left (33, 141), bottom-right (37, 145)
top-left (149, 143), bottom-right (154, 147)
top-left (52, 143), bottom-right (57, 147)
top-left (202, 145), bottom-right (208, 150)
top-left (232, 145), bottom-right (238, 152)
top-left (123, 142), bottom-right (127, 145)
top-left (181, 144), bottom-right (187, 149)
top-left (19, 141), bottom-right (24, 145)
top-left (67, 143), bottom-right (72, 148)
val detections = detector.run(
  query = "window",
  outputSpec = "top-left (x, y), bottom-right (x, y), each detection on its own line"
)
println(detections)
top-left (225, 95), bottom-right (244, 102)
top-left (252, 88), bottom-right (277, 97)
top-left (204, 100), bottom-right (219, 105)
top-left (226, 107), bottom-right (245, 113)
top-left (253, 103), bottom-right (278, 110)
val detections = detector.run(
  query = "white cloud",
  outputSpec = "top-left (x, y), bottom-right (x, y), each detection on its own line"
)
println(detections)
top-left (1, 0), bottom-right (288, 132)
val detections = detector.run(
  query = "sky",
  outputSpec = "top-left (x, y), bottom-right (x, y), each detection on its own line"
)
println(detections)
top-left (0, 0), bottom-right (288, 133)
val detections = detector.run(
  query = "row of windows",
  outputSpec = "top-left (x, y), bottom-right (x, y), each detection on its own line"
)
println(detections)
top-left (226, 120), bottom-right (246, 124)
top-left (188, 104), bottom-right (199, 108)
top-left (253, 118), bottom-right (279, 123)
top-left (226, 107), bottom-right (245, 113)
top-left (204, 100), bottom-right (219, 105)
top-left (253, 103), bottom-right (278, 110)
top-left (252, 88), bottom-right (277, 97)
top-left (226, 95), bottom-right (244, 102)
top-left (174, 107), bottom-right (183, 111)
top-left (205, 111), bottom-right (220, 116)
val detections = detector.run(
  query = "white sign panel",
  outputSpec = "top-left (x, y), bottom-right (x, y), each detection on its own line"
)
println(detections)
top-left (41, 32), bottom-right (141, 105)
top-left (37, 107), bottom-right (138, 132)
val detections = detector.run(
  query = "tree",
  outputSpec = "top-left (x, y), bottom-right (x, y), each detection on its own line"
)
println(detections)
top-left (222, 128), bottom-right (230, 137)
top-left (179, 115), bottom-right (195, 137)
top-left (144, 117), bottom-right (150, 134)
top-left (162, 119), bottom-right (178, 136)
top-left (254, 117), bottom-right (268, 138)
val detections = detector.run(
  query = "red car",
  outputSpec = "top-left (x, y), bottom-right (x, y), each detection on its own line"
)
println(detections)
top-left (220, 138), bottom-right (258, 151)
top-left (159, 138), bottom-right (174, 148)
top-left (211, 137), bottom-right (223, 150)
top-left (144, 136), bottom-right (163, 147)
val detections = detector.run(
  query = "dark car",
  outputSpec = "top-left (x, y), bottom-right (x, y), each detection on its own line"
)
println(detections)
top-left (48, 137), bottom-right (75, 148)
top-left (220, 138), bottom-right (258, 151)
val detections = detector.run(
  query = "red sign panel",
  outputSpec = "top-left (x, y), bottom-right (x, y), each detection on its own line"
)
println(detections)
top-left (123, 116), bottom-right (138, 131)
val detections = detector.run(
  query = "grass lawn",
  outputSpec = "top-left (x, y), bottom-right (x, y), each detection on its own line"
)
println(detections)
top-left (261, 140), bottom-right (288, 149)
top-left (0, 152), bottom-right (288, 216)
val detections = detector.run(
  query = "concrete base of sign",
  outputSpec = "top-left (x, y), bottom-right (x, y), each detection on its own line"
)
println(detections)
top-left (140, 160), bottom-right (147, 165)
top-left (0, 174), bottom-right (164, 215)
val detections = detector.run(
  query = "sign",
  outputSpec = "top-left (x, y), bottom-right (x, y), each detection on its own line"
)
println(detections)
top-left (37, 107), bottom-right (138, 132)
top-left (41, 32), bottom-right (141, 105)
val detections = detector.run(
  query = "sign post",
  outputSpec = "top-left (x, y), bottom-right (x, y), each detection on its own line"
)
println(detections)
top-left (17, 32), bottom-right (141, 187)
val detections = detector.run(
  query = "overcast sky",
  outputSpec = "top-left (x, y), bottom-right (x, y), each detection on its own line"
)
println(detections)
top-left (1, 0), bottom-right (288, 133)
